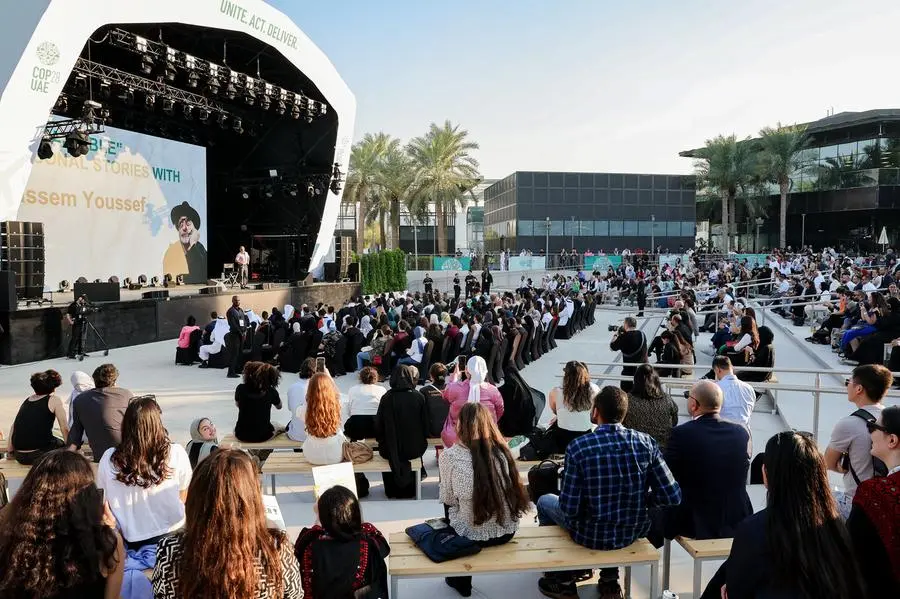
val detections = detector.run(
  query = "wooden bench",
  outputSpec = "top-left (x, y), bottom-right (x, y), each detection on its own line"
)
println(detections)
top-left (1, 458), bottom-right (98, 480)
top-left (222, 433), bottom-right (444, 451)
top-left (662, 536), bottom-right (732, 597)
top-left (260, 454), bottom-right (421, 499)
top-left (389, 527), bottom-right (659, 598)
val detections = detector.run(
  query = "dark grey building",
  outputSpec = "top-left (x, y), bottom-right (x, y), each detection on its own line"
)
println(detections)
top-left (483, 171), bottom-right (696, 253)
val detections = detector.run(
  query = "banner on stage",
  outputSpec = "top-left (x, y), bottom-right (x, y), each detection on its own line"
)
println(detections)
top-left (433, 256), bottom-right (471, 271)
top-left (507, 256), bottom-right (546, 271)
top-left (16, 122), bottom-right (207, 287)
top-left (584, 255), bottom-right (622, 270)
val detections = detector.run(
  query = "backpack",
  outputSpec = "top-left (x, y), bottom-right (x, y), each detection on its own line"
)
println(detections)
top-left (421, 385), bottom-right (449, 438)
top-left (848, 409), bottom-right (889, 483)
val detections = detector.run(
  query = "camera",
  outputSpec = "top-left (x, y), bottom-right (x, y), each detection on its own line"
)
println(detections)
top-left (608, 324), bottom-right (625, 334)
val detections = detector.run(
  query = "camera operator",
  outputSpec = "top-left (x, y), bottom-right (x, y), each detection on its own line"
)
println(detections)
top-left (65, 295), bottom-right (88, 359)
top-left (609, 316), bottom-right (647, 392)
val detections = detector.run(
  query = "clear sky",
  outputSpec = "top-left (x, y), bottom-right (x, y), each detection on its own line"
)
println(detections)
top-left (269, 0), bottom-right (900, 178)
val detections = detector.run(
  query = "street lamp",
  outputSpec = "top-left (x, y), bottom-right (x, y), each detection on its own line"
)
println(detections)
top-left (570, 215), bottom-right (575, 250)
top-left (545, 217), bottom-right (550, 259)
top-left (650, 214), bottom-right (655, 256)
top-left (754, 217), bottom-right (764, 253)
top-left (413, 221), bottom-right (419, 266)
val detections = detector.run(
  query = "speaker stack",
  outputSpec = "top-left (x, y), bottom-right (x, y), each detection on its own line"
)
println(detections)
top-left (336, 235), bottom-right (353, 279)
top-left (0, 221), bottom-right (45, 302)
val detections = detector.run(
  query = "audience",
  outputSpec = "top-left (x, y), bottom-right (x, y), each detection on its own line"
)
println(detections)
top-left (421, 362), bottom-right (451, 438)
top-left (185, 417), bottom-right (219, 469)
top-left (439, 402), bottom-right (531, 596)
top-left (376, 365), bottom-right (430, 498)
top-left (302, 372), bottom-right (347, 465)
top-left (97, 396), bottom-right (191, 551)
top-left (700, 431), bottom-right (867, 599)
top-left (233, 361), bottom-right (284, 444)
top-left (152, 449), bottom-right (301, 598)
top-left (440, 356), bottom-right (504, 447)
top-left (623, 364), bottom-right (679, 449)
top-left (712, 355), bottom-right (756, 427)
top-left (294, 485), bottom-right (390, 598)
top-left (67, 363), bottom-right (134, 461)
top-left (286, 358), bottom-right (316, 443)
top-left (536, 386), bottom-right (681, 599)
top-left (67, 370), bottom-right (94, 431)
top-left (609, 316), bottom-right (647, 393)
top-left (8, 369), bottom-right (69, 465)
top-left (847, 404), bottom-right (900, 596)
top-left (344, 366), bottom-right (386, 441)
top-left (177, 315), bottom-right (200, 349)
top-left (547, 361), bottom-right (599, 452)
top-left (825, 363), bottom-right (890, 518)
top-left (651, 380), bottom-right (752, 547)
top-left (0, 450), bottom-right (124, 598)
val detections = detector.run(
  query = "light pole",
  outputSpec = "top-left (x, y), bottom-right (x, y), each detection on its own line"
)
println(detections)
top-left (413, 221), bottom-right (419, 267)
top-left (754, 217), bottom-right (764, 253)
top-left (570, 215), bottom-right (575, 250)
top-left (545, 217), bottom-right (550, 260)
top-left (801, 213), bottom-right (806, 249)
top-left (650, 214), bottom-right (655, 256)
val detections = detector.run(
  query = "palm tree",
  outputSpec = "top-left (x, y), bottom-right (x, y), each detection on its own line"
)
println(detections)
top-left (406, 121), bottom-right (481, 255)
top-left (376, 145), bottom-right (417, 250)
top-left (343, 133), bottom-right (398, 254)
top-left (757, 123), bottom-right (809, 249)
top-left (693, 134), bottom-right (756, 253)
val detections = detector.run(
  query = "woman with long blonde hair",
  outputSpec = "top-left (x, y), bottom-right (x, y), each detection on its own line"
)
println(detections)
top-left (302, 372), bottom-right (346, 465)
top-left (152, 449), bottom-right (301, 599)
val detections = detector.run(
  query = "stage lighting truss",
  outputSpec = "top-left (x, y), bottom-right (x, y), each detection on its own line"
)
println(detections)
top-left (38, 116), bottom-right (105, 160)
top-left (330, 162), bottom-right (344, 195)
top-left (107, 28), bottom-right (327, 122)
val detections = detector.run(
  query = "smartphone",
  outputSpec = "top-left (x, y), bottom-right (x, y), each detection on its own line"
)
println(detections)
top-left (458, 355), bottom-right (467, 371)
top-left (316, 357), bottom-right (326, 372)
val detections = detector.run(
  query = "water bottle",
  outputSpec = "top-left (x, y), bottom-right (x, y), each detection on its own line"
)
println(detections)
top-left (662, 591), bottom-right (679, 599)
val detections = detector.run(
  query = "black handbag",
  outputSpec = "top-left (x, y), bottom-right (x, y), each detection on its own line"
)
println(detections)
top-left (526, 459), bottom-right (562, 504)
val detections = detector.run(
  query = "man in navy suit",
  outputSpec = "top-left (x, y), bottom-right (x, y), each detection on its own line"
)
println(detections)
top-left (649, 379), bottom-right (753, 546)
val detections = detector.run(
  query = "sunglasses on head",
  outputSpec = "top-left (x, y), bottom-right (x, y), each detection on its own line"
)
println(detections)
top-left (865, 420), bottom-right (890, 434)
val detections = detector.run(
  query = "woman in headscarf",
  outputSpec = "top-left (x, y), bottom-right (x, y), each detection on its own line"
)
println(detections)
top-left (440, 312), bottom-right (452, 332)
top-left (283, 304), bottom-right (295, 321)
top-left (320, 320), bottom-right (346, 375)
top-left (397, 326), bottom-right (428, 368)
top-left (359, 314), bottom-right (373, 337)
top-left (440, 356), bottom-right (504, 447)
top-left (375, 365), bottom-right (429, 498)
top-left (68, 370), bottom-right (94, 430)
top-left (185, 417), bottom-right (218, 469)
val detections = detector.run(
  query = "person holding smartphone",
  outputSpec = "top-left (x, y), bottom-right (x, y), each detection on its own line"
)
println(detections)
top-left (439, 356), bottom-right (503, 448)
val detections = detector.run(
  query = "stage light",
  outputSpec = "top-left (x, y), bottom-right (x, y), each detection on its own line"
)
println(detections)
top-left (93, 278), bottom-right (102, 283)
top-left (232, 117), bottom-right (243, 134)
top-left (163, 273), bottom-right (173, 287)
top-left (81, 100), bottom-right (99, 123)
top-left (187, 70), bottom-right (199, 88)
top-left (207, 76), bottom-right (220, 95)
top-left (165, 47), bottom-right (177, 82)
top-left (99, 79), bottom-right (111, 99)
top-left (291, 104), bottom-right (300, 120)
top-left (122, 277), bottom-right (132, 288)
top-left (306, 103), bottom-right (315, 123)
top-left (54, 96), bottom-right (68, 112)
top-left (243, 76), bottom-right (256, 105)
top-left (118, 86), bottom-right (134, 106)
top-left (108, 276), bottom-right (120, 285)
top-left (37, 137), bottom-right (54, 160)
top-left (225, 82), bottom-right (237, 100)
top-left (150, 276), bottom-right (160, 287)
top-left (74, 73), bottom-right (87, 93)
top-left (183, 104), bottom-right (193, 120)
top-left (241, 189), bottom-right (250, 200)
top-left (287, 184), bottom-right (298, 197)
top-left (144, 94), bottom-right (156, 111)
top-left (197, 107), bottom-right (210, 124)
top-left (75, 277), bottom-right (88, 284)
top-left (260, 83), bottom-right (273, 110)
top-left (140, 54), bottom-right (154, 75)
top-left (216, 113), bottom-right (228, 129)
top-left (276, 99), bottom-right (286, 115)
top-left (176, 274), bottom-right (185, 285)
top-left (162, 98), bottom-right (175, 116)
top-left (59, 280), bottom-right (70, 292)
top-left (319, 103), bottom-right (327, 116)
top-left (64, 131), bottom-right (90, 158)
top-left (138, 274), bottom-right (147, 285)
top-left (248, 123), bottom-right (258, 137)
top-left (264, 185), bottom-right (273, 198)
top-left (307, 182), bottom-right (316, 196)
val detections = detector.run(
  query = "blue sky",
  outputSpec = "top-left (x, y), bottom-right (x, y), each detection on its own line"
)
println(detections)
top-left (270, 0), bottom-right (900, 178)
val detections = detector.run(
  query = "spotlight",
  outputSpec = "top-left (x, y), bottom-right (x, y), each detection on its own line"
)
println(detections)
top-left (197, 107), bottom-right (210, 124)
top-left (248, 123), bottom-right (258, 137)
top-left (93, 278), bottom-right (102, 284)
top-left (81, 100), bottom-right (99, 123)
top-left (207, 76), bottom-right (220, 96)
top-left (123, 277), bottom-right (132, 288)
top-left (100, 108), bottom-right (111, 123)
top-left (260, 84), bottom-right (272, 110)
top-left (150, 275), bottom-right (160, 287)
top-left (244, 76), bottom-right (256, 105)
top-left (54, 96), bottom-right (68, 112)
top-left (58, 280), bottom-right (70, 292)
top-left (276, 99), bottom-right (287, 115)
top-left (138, 274), bottom-right (148, 286)
top-left (108, 276), bottom-right (119, 285)
top-left (216, 113), bottom-right (228, 129)
top-left (162, 98), bottom-right (175, 116)
top-left (260, 94), bottom-right (270, 110)
top-left (99, 79), bottom-right (111, 98)
top-left (241, 189), bottom-right (250, 200)
top-left (232, 117), bottom-right (243, 134)
top-left (183, 104), bottom-right (193, 120)
top-left (144, 94), bottom-right (156, 111)
top-left (140, 54), bottom-right (154, 75)
top-left (163, 273), bottom-right (173, 287)
top-left (75, 277), bottom-right (88, 284)
top-left (119, 86), bottom-right (134, 106)
top-left (37, 137), bottom-right (54, 160)
top-left (73, 73), bottom-right (87, 92)
top-left (291, 104), bottom-right (301, 120)
top-left (307, 182), bottom-right (316, 196)
top-left (330, 179), bottom-right (343, 195)
top-left (176, 274), bottom-right (185, 285)
top-left (306, 103), bottom-right (315, 123)
top-left (187, 71), bottom-right (199, 88)
top-left (63, 131), bottom-right (90, 158)
top-left (165, 48), bottom-right (177, 82)
top-left (319, 103), bottom-right (328, 116)
top-left (264, 185), bottom-right (273, 198)
top-left (225, 82), bottom-right (237, 100)
top-left (287, 184), bottom-right (298, 197)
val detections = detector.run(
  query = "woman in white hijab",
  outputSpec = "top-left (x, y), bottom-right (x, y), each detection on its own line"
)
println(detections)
top-left (68, 371), bottom-right (94, 429)
top-left (439, 356), bottom-right (504, 447)
top-left (359, 315), bottom-right (373, 336)
top-left (283, 304), bottom-right (295, 320)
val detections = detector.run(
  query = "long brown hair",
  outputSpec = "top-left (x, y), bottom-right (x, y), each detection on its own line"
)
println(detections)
top-left (562, 361), bottom-right (593, 412)
top-left (242, 361), bottom-right (281, 392)
top-left (178, 450), bottom-right (285, 599)
top-left (111, 395), bottom-right (171, 488)
top-left (305, 372), bottom-right (341, 438)
top-left (0, 450), bottom-right (119, 597)
top-left (455, 402), bottom-right (530, 526)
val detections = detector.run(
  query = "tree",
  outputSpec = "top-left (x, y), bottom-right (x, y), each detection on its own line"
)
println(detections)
top-left (407, 120), bottom-right (481, 255)
top-left (344, 133), bottom-right (398, 254)
top-left (694, 134), bottom-right (756, 253)
top-left (376, 144), bottom-right (417, 250)
top-left (758, 123), bottom-right (809, 249)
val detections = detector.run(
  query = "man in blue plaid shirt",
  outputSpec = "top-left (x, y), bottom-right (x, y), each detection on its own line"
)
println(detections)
top-left (536, 386), bottom-right (681, 599)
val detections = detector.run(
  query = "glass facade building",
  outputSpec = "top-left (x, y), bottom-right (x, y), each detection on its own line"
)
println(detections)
top-left (483, 171), bottom-right (696, 253)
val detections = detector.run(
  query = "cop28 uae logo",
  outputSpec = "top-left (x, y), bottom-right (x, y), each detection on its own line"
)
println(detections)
top-left (36, 41), bottom-right (60, 66)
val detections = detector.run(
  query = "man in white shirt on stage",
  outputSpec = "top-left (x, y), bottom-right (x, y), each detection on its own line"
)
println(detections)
top-left (235, 246), bottom-right (250, 289)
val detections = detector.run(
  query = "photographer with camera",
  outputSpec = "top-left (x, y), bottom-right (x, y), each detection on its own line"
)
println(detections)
top-left (609, 316), bottom-right (647, 393)
top-left (65, 294), bottom-right (89, 359)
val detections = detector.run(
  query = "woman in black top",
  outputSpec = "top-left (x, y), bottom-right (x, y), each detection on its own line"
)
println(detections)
top-left (375, 365), bottom-right (429, 498)
top-left (420, 362), bottom-right (450, 438)
top-left (8, 370), bottom-right (70, 465)
top-left (0, 450), bottom-right (124, 599)
top-left (234, 361), bottom-right (284, 443)
top-left (623, 364), bottom-right (678, 449)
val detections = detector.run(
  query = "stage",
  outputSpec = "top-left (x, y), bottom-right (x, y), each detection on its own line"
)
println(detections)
top-left (0, 280), bottom-right (360, 365)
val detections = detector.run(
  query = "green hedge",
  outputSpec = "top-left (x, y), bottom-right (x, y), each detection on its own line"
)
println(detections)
top-left (359, 249), bottom-right (407, 294)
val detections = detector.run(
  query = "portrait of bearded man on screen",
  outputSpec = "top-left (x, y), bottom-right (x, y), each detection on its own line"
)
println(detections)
top-left (163, 201), bottom-right (208, 284)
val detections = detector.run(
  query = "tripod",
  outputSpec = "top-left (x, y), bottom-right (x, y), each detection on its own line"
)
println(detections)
top-left (75, 316), bottom-right (110, 361)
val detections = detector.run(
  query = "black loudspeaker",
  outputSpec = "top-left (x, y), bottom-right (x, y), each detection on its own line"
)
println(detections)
top-left (199, 286), bottom-right (224, 295)
top-left (0, 271), bottom-right (15, 311)
top-left (346, 262), bottom-right (359, 282)
top-left (142, 290), bottom-right (169, 300)
top-left (323, 262), bottom-right (339, 282)
top-left (73, 282), bottom-right (121, 302)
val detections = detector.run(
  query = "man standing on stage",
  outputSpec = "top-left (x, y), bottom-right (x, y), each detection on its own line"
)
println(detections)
top-left (423, 273), bottom-right (434, 294)
top-left (226, 295), bottom-right (247, 378)
top-left (453, 273), bottom-right (461, 302)
top-left (66, 294), bottom-right (88, 359)
top-left (235, 246), bottom-right (250, 289)
top-left (163, 202), bottom-right (208, 284)
top-left (481, 267), bottom-right (493, 295)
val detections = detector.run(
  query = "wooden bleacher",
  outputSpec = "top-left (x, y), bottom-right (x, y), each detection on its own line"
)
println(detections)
top-left (221, 433), bottom-right (444, 451)
top-left (662, 536), bottom-right (733, 597)
top-left (260, 453), bottom-right (421, 499)
top-left (388, 527), bottom-right (660, 598)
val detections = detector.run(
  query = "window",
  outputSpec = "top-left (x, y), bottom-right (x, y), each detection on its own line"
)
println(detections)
top-left (653, 220), bottom-right (667, 236)
top-left (517, 172), bottom-right (534, 186)
top-left (594, 173), bottom-right (609, 187)
top-left (579, 221), bottom-right (593, 235)
top-left (534, 172), bottom-right (548, 187)
top-left (550, 220), bottom-right (564, 236)
top-left (610, 174), bottom-right (624, 188)
top-left (594, 221), bottom-right (609, 236)
top-left (609, 220), bottom-right (623, 236)
top-left (565, 173), bottom-right (579, 187)
top-left (681, 221), bottom-right (696, 237)
top-left (564, 219), bottom-right (577, 235)
top-left (623, 221), bottom-right (638, 236)
top-left (549, 188), bottom-right (564, 204)
top-left (518, 220), bottom-right (534, 236)
top-left (667, 221), bottom-right (681, 237)
top-left (549, 173), bottom-right (564, 187)
top-left (624, 174), bottom-right (639, 189)
top-left (638, 221), bottom-right (651, 236)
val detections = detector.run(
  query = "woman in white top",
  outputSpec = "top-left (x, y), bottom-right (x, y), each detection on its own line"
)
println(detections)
top-left (344, 366), bottom-right (386, 440)
top-left (439, 402), bottom-right (530, 596)
top-left (302, 372), bottom-right (347, 465)
top-left (548, 361), bottom-right (599, 452)
top-left (285, 357), bottom-right (316, 442)
top-left (96, 396), bottom-right (192, 549)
